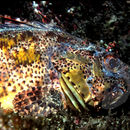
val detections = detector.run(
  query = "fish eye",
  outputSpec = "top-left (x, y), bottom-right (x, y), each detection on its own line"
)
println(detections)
top-left (109, 58), bottom-right (118, 69)
top-left (103, 55), bottom-right (121, 72)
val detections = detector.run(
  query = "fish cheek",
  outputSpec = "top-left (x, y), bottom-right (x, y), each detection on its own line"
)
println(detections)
top-left (59, 61), bottom-right (92, 111)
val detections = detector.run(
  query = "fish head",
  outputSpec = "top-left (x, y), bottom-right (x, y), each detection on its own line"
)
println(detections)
top-left (55, 43), bottom-right (130, 111)
top-left (95, 50), bottom-right (130, 109)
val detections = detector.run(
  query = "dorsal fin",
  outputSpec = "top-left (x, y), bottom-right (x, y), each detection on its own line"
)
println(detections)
top-left (0, 15), bottom-right (41, 28)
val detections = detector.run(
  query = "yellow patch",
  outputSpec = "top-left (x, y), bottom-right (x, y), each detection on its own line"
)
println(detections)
top-left (0, 37), bottom-right (15, 49)
top-left (0, 93), bottom-right (16, 111)
top-left (12, 43), bottom-right (40, 65)
top-left (64, 68), bottom-right (91, 103)
top-left (0, 82), bottom-right (21, 112)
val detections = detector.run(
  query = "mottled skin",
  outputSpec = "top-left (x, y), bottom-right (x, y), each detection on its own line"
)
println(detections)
top-left (0, 22), bottom-right (129, 117)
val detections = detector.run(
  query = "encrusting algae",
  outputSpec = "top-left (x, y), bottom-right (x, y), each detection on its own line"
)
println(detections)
top-left (0, 21), bottom-right (129, 118)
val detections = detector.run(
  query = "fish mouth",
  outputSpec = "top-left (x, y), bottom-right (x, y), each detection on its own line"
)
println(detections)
top-left (59, 72), bottom-right (91, 112)
top-left (101, 80), bottom-right (129, 109)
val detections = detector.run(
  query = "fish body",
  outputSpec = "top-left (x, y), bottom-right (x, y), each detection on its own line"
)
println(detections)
top-left (0, 21), bottom-right (129, 117)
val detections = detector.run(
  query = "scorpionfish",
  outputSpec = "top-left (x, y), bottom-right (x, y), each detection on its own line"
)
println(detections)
top-left (0, 21), bottom-right (129, 117)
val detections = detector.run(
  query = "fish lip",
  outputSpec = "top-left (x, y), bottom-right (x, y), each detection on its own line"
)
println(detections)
top-left (101, 91), bottom-right (129, 109)
top-left (101, 80), bottom-right (129, 109)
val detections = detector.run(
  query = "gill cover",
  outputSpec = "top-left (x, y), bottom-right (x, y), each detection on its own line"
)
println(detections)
top-left (59, 58), bottom-right (93, 111)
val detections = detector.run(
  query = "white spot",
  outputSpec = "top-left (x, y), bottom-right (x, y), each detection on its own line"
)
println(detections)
top-left (32, 1), bottom-right (39, 8)
top-left (34, 8), bottom-right (39, 14)
top-left (15, 18), bottom-right (21, 21)
top-left (100, 40), bottom-right (104, 44)
top-left (49, 2), bottom-right (52, 5)
top-left (67, 7), bottom-right (74, 14)
top-left (41, 1), bottom-right (47, 6)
